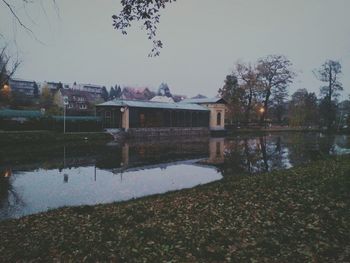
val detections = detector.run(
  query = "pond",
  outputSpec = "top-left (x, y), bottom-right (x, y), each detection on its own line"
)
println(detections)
top-left (0, 132), bottom-right (349, 220)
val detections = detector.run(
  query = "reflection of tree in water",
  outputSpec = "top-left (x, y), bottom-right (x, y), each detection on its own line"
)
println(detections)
top-left (257, 136), bottom-right (290, 172)
top-left (0, 168), bottom-right (24, 216)
top-left (259, 136), bottom-right (269, 172)
top-left (220, 133), bottom-right (344, 178)
top-left (286, 133), bottom-right (335, 166)
top-left (220, 135), bottom-right (292, 176)
top-left (220, 137), bottom-right (269, 176)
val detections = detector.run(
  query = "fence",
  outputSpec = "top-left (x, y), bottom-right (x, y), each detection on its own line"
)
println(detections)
top-left (0, 109), bottom-right (102, 132)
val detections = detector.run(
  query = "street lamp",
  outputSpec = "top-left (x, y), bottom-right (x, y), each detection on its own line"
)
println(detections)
top-left (259, 107), bottom-right (266, 128)
top-left (63, 96), bottom-right (69, 133)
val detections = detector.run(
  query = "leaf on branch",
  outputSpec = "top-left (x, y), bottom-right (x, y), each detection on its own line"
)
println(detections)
top-left (112, 0), bottom-right (175, 57)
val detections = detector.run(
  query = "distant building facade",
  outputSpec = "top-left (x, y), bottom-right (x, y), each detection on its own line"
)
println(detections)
top-left (72, 83), bottom-right (104, 101)
top-left (46, 82), bottom-right (69, 93)
top-left (54, 89), bottom-right (101, 114)
top-left (8, 78), bottom-right (37, 97)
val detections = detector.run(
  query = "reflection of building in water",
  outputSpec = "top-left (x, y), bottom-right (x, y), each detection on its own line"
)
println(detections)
top-left (207, 138), bottom-right (225, 164)
top-left (63, 174), bottom-right (69, 183)
top-left (121, 143), bottom-right (129, 168)
top-left (106, 139), bottom-right (211, 173)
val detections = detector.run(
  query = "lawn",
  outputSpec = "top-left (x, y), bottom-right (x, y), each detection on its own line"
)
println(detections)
top-left (0, 156), bottom-right (349, 262)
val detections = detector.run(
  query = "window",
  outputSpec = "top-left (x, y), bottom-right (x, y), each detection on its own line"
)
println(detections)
top-left (217, 112), bottom-right (221, 126)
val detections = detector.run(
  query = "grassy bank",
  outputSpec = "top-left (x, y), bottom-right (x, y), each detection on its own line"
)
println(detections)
top-left (227, 127), bottom-right (350, 136)
top-left (0, 131), bottom-right (113, 146)
top-left (0, 156), bottom-right (349, 262)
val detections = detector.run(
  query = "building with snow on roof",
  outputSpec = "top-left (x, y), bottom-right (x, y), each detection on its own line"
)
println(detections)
top-left (96, 97), bottom-right (226, 138)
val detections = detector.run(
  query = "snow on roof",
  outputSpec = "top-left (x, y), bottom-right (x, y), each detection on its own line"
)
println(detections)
top-left (150, 96), bottom-right (175, 103)
top-left (97, 99), bottom-right (209, 111)
top-left (180, 97), bottom-right (226, 104)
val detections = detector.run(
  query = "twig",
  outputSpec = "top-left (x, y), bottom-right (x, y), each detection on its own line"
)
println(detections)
top-left (2, 0), bottom-right (34, 34)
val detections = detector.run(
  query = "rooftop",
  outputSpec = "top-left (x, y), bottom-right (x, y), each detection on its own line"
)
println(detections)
top-left (9, 78), bottom-right (35, 84)
top-left (97, 99), bottom-right (209, 111)
top-left (180, 97), bottom-right (226, 104)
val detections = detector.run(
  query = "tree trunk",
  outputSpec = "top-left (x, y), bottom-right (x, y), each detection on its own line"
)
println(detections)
top-left (327, 69), bottom-right (333, 129)
top-left (245, 88), bottom-right (253, 123)
top-left (260, 89), bottom-right (270, 124)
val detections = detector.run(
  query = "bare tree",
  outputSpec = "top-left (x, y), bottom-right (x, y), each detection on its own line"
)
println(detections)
top-left (218, 73), bottom-right (244, 123)
top-left (315, 60), bottom-right (343, 100)
top-left (235, 62), bottom-right (259, 122)
top-left (0, 46), bottom-right (20, 88)
top-left (112, 0), bottom-right (176, 57)
top-left (256, 55), bottom-right (295, 122)
top-left (314, 60), bottom-right (343, 129)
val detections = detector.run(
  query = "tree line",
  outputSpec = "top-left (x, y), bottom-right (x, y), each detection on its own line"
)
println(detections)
top-left (219, 55), bottom-right (347, 130)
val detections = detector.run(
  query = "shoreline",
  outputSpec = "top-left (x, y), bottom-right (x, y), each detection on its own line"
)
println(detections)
top-left (0, 128), bottom-right (349, 146)
top-left (0, 131), bottom-right (113, 146)
top-left (0, 156), bottom-right (349, 261)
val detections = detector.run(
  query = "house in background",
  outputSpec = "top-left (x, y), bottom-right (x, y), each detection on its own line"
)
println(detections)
top-left (120, 87), bottom-right (155, 101)
top-left (54, 89), bottom-right (102, 115)
top-left (180, 97), bottom-right (227, 131)
top-left (72, 83), bottom-right (104, 101)
top-left (41, 81), bottom-right (70, 95)
top-left (8, 78), bottom-right (37, 97)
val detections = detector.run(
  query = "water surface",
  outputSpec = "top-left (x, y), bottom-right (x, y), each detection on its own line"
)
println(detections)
top-left (0, 132), bottom-right (349, 220)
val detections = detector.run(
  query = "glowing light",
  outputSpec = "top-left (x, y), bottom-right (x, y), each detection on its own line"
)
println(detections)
top-left (3, 84), bottom-right (10, 91)
top-left (259, 107), bottom-right (265, 114)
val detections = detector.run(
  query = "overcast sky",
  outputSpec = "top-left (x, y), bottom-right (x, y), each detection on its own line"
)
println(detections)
top-left (1, 0), bottom-right (349, 98)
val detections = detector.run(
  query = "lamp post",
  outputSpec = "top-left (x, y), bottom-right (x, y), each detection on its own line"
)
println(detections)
top-left (63, 96), bottom-right (68, 133)
top-left (259, 107), bottom-right (265, 128)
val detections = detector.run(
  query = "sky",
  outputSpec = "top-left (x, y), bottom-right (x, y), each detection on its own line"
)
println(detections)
top-left (1, 0), bottom-right (350, 99)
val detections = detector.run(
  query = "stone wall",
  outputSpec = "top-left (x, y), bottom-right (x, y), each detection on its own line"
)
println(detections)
top-left (127, 127), bottom-right (210, 138)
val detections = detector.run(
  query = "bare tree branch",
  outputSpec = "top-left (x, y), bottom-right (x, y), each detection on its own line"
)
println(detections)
top-left (1, 0), bottom-right (58, 46)
top-left (0, 46), bottom-right (21, 88)
top-left (2, 0), bottom-right (35, 34)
